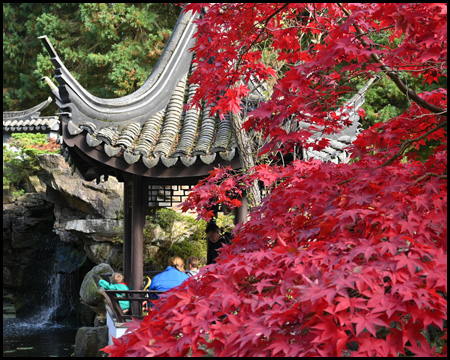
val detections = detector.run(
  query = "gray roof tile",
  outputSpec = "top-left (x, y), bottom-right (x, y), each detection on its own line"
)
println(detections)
top-left (40, 10), bottom-right (245, 170)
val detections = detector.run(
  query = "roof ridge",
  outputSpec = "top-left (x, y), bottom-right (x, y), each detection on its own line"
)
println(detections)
top-left (39, 9), bottom-right (199, 127)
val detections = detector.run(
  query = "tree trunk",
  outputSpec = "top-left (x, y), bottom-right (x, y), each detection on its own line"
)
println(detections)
top-left (230, 112), bottom-right (261, 207)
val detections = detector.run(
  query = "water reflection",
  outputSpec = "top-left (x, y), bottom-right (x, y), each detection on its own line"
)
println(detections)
top-left (3, 319), bottom-right (77, 357)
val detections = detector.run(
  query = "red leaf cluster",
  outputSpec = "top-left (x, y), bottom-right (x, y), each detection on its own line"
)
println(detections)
top-left (104, 156), bottom-right (447, 356)
top-left (103, 3), bottom-right (447, 357)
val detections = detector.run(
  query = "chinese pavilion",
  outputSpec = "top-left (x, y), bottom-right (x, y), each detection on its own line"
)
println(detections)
top-left (39, 9), bottom-right (372, 291)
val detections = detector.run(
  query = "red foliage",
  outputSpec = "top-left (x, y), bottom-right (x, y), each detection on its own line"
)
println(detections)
top-left (103, 3), bottom-right (447, 357)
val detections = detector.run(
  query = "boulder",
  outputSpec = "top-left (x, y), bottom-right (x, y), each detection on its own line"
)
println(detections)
top-left (84, 243), bottom-right (123, 267)
top-left (55, 245), bottom-right (87, 274)
top-left (36, 154), bottom-right (123, 219)
top-left (59, 219), bottom-right (123, 243)
top-left (74, 326), bottom-right (108, 357)
top-left (22, 174), bottom-right (46, 194)
top-left (79, 263), bottom-right (114, 316)
top-left (143, 245), bottom-right (159, 261)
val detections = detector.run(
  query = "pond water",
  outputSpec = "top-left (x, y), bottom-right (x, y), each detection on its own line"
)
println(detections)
top-left (3, 319), bottom-right (77, 357)
top-left (3, 263), bottom-right (80, 357)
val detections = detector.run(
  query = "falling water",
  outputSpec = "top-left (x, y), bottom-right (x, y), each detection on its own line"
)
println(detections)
top-left (12, 271), bottom-right (74, 329)
top-left (3, 238), bottom-right (79, 357)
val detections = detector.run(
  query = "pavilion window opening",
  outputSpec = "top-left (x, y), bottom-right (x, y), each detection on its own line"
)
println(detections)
top-left (148, 184), bottom-right (194, 208)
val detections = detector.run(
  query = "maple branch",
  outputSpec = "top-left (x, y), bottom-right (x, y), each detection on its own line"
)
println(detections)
top-left (221, 3), bottom-right (291, 96)
top-left (337, 3), bottom-right (447, 117)
top-left (354, 25), bottom-right (395, 38)
top-left (410, 111), bottom-right (448, 121)
top-left (239, 3), bottom-right (290, 57)
top-left (379, 120), bottom-right (447, 168)
top-left (230, 111), bottom-right (262, 207)
top-left (338, 119), bottom-right (447, 186)
top-left (410, 173), bottom-right (447, 187)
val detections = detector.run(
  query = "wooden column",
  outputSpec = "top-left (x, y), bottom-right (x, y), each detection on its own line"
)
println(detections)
top-left (123, 181), bottom-right (132, 283)
top-left (130, 175), bottom-right (144, 291)
top-left (234, 192), bottom-right (248, 225)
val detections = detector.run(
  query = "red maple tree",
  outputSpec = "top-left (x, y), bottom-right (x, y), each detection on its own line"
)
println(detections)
top-left (103, 3), bottom-right (447, 357)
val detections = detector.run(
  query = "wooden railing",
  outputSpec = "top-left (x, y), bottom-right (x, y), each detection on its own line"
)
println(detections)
top-left (100, 289), bottom-right (164, 323)
top-left (100, 271), bottom-right (165, 281)
top-left (98, 271), bottom-right (167, 322)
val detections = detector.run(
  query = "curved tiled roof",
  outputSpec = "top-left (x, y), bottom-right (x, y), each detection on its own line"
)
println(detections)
top-left (39, 10), bottom-right (246, 174)
top-left (3, 116), bottom-right (59, 133)
top-left (3, 97), bottom-right (60, 133)
top-left (62, 72), bottom-right (237, 169)
top-left (40, 7), bottom-right (371, 178)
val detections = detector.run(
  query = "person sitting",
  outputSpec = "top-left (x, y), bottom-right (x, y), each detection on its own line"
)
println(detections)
top-left (148, 256), bottom-right (189, 297)
top-left (98, 272), bottom-right (130, 313)
top-left (185, 256), bottom-right (200, 277)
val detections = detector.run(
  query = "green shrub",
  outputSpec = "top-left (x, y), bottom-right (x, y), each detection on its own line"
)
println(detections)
top-left (143, 208), bottom-right (209, 268)
top-left (3, 133), bottom-right (59, 193)
top-left (171, 237), bottom-right (207, 267)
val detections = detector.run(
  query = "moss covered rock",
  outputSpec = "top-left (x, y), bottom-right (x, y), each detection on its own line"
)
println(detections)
top-left (79, 263), bottom-right (114, 316)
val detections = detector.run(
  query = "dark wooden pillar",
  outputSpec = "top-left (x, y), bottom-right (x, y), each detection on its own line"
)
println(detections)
top-left (130, 175), bottom-right (144, 291)
top-left (123, 181), bottom-right (132, 283)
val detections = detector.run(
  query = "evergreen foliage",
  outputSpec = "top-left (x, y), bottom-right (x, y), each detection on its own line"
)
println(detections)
top-left (3, 3), bottom-right (181, 113)
top-left (144, 209), bottom-right (208, 269)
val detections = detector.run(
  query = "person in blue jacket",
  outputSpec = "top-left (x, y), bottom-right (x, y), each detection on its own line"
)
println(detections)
top-left (149, 256), bottom-right (189, 295)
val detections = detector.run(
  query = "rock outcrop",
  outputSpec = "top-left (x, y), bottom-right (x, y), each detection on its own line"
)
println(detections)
top-left (3, 192), bottom-right (84, 320)
top-left (3, 154), bottom-right (125, 321)
top-left (3, 193), bottom-right (56, 314)
top-left (36, 154), bottom-right (125, 266)
top-left (58, 219), bottom-right (124, 266)
top-left (37, 154), bottom-right (123, 220)
top-left (74, 326), bottom-right (109, 357)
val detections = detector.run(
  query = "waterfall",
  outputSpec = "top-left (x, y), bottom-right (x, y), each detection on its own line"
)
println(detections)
top-left (26, 272), bottom-right (69, 327)
top-left (3, 194), bottom-right (83, 357)
top-left (3, 269), bottom-right (78, 357)
top-left (4, 235), bottom-right (79, 333)
top-left (5, 271), bottom-right (77, 334)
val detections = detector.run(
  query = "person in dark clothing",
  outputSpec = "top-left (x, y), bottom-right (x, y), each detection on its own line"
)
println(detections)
top-left (205, 222), bottom-right (231, 265)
